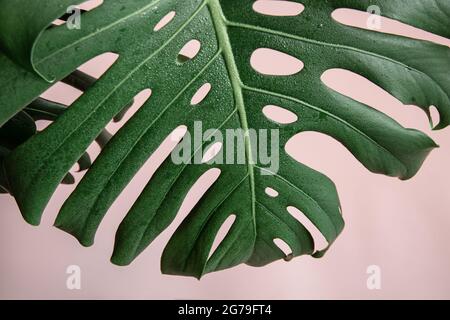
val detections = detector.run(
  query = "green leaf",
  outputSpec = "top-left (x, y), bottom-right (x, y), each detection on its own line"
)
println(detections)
top-left (0, 111), bottom-right (36, 150)
top-left (0, 0), bottom-right (86, 126)
top-left (0, 0), bottom-right (84, 80)
top-left (1, 0), bottom-right (449, 278)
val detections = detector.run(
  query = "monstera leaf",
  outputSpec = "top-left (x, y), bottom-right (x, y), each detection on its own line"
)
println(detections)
top-left (0, 0), bottom-right (449, 278)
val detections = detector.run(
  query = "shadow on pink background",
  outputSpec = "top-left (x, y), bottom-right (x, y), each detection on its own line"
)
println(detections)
top-left (1, 1), bottom-right (450, 299)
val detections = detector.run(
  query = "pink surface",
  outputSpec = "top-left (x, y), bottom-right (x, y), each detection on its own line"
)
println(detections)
top-left (1, 3), bottom-right (450, 299)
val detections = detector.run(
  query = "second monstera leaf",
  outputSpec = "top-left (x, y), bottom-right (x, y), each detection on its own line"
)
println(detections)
top-left (0, 0), bottom-right (449, 278)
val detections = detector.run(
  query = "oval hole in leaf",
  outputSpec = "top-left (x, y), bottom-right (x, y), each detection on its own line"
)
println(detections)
top-left (191, 83), bottom-right (212, 105)
top-left (262, 105), bottom-right (298, 124)
top-left (332, 8), bottom-right (450, 47)
top-left (251, 48), bottom-right (304, 76)
top-left (273, 238), bottom-right (293, 261)
top-left (78, 0), bottom-right (104, 11)
top-left (78, 52), bottom-right (119, 79)
top-left (177, 40), bottom-right (201, 64)
top-left (202, 142), bottom-right (223, 164)
top-left (265, 187), bottom-right (279, 198)
top-left (253, 0), bottom-right (305, 17)
top-left (154, 11), bottom-right (176, 32)
top-left (169, 125), bottom-right (189, 143)
top-left (52, 19), bottom-right (66, 26)
top-left (287, 206), bottom-right (329, 252)
top-left (208, 215), bottom-right (237, 261)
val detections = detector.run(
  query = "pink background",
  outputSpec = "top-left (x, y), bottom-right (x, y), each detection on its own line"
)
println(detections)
top-left (1, 1), bottom-right (450, 299)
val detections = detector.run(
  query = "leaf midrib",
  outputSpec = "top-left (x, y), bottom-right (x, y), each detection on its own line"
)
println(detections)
top-left (208, 0), bottom-right (257, 228)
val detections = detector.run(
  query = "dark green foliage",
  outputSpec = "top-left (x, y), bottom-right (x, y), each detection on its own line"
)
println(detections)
top-left (0, 0), bottom-right (449, 278)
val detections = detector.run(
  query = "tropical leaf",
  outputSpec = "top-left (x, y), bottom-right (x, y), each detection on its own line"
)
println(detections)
top-left (0, 0), bottom-right (449, 278)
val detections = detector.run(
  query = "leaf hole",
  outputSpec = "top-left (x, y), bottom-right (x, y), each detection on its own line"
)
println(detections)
top-left (331, 8), bottom-right (450, 47)
top-left (287, 206), bottom-right (329, 252)
top-left (251, 48), bottom-right (304, 76)
top-left (321, 68), bottom-right (429, 129)
top-left (262, 105), bottom-right (298, 125)
top-left (153, 11), bottom-right (176, 32)
top-left (253, 0), bottom-right (305, 17)
top-left (78, 0), bottom-right (104, 11)
top-left (169, 125), bottom-right (189, 144)
top-left (51, 0), bottom-right (104, 26)
top-left (52, 19), bottom-right (66, 26)
top-left (207, 215), bottom-right (237, 261)
top-left (40, 82), bottom-right (83, 107)
top-left (273, 238), bottom-right (293, 261)
top-left (78, 52), bottom-right (119, 79)
top-left (35, 120), bottom-right (52, 131)
top-left (285, 131), bottom-right (363, 182)
top-left (265, 187), bottom-right (279, 198)
top-left (191, 83), bottom-right (212, 106)
top-left (177, 39), bottom-right (201, 64)
top-left (201, 142), bottom-right (223, 164)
